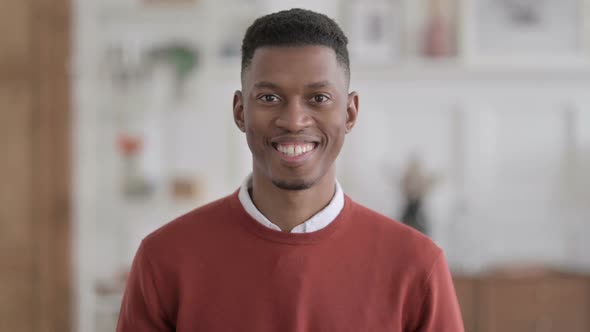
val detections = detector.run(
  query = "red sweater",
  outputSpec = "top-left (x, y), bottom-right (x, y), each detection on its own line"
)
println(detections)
top-left (117, 191), bottom-right (464, 332)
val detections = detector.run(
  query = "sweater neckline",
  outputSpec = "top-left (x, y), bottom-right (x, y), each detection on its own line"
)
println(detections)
top-left (237, 175), bottom-right (345, 233)
top-left (227, 189), bottom-right (352, 245)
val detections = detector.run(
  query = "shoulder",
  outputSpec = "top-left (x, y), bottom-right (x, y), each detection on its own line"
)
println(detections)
top-left (346, 196), bottom-right (442, 271)
top-left (141, 193), bottom-right (236, 255)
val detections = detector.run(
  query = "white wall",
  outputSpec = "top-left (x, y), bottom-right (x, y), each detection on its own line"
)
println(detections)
top-left (341, 72), bottom-right (590, 273)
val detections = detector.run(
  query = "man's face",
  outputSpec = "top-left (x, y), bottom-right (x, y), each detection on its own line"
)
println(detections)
top-left (233, 45), bottom-right (358, 191)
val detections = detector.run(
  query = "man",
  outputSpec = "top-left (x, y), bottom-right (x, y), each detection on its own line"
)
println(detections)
top-left (117, 8), bottom-right (464, 332)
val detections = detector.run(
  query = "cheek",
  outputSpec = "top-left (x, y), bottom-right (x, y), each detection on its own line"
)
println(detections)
top-left (325, 119), bottom-right (348, 153)
top-left (324, 113), bottom-right (348, 141)
top-left (331, 130), bottom-right (346, 151)
top-left (245, 126), bottom-right (257, 143)
top-left (245, 126), bottom-right (266, 154)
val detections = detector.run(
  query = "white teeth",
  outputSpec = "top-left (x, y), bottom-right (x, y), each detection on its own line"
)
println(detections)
top-left (276, 143), bottom-right (315, 157)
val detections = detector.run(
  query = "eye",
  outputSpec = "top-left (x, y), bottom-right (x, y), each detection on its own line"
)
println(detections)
top-left (312, 94), bottom-right (330, 103)
top-left (258, 94), bottom-right (281, 103)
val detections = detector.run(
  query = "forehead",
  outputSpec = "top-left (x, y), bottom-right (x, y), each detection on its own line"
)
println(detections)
top-left (243, 45), bottom-right (347, 90)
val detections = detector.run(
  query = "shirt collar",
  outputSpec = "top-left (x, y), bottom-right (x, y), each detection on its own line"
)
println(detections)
top-left (238, 174), bottom-right (344, 233)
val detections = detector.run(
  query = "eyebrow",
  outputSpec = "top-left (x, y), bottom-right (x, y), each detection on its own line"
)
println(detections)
top-left (306, 80), bottom-right (332, 89)
top-left (253, 81), bottom-right (280, 90)
top-left (253, 80), bottom-right (333, 90)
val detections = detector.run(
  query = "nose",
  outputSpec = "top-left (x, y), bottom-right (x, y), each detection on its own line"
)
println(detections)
top-left (274, 100), bottom-right (313, 132)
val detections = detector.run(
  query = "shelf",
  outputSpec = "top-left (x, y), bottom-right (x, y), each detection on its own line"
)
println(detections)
top-left (352, 63), bottom-right (590, 81)
top-left (97, 3), bottom-right (205, 25)
top-left (198, 58), bottom-right (590, 83)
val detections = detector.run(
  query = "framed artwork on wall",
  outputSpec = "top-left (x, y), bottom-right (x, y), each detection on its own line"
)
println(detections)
top-left (462, 0), bottom-right (590, 68)
top-left (142, 0), bottom-right (197, 5)
top-left (343, 0), bottom-right (404, 65)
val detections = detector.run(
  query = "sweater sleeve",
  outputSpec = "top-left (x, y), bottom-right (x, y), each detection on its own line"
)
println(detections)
top-left (117, 240), bottom-right (173, 332)
top-left (413, 253), bottom-right (465, 332)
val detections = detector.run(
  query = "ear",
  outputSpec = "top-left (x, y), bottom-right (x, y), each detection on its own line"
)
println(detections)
top-left (345, 91), bottom-right (359, 134)
top-left (233, 90), bottom-right (246, 132)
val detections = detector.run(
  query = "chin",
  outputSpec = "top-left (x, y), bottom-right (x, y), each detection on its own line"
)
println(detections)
top-left (271, 178), bottom-right (315, 191)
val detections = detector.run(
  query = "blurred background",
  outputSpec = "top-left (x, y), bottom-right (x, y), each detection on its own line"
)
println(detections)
top-left (1, 0), bottom-right (590, 331)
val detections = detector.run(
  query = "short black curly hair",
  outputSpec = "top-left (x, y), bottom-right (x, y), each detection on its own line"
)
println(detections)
top-left (241, 8), bottom-right (350, 83)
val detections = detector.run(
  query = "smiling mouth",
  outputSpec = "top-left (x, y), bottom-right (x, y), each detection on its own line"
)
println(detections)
top-left (271, 142), bottom-right (318, 157)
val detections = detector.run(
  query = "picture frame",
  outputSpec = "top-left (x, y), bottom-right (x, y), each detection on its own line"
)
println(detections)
top-left (142, 0), bottom-right (197, 5)
top-left (461, 0), bottom-right (590, 68)
top-left (343, 0), bottom-right (404, 66)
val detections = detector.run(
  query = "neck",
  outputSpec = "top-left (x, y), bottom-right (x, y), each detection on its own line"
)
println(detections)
top-left (250, 169), bottom-right (337, 232)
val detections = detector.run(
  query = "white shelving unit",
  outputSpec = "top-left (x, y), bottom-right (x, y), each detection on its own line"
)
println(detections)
top-left (74, 1), bottom-right (590, 331)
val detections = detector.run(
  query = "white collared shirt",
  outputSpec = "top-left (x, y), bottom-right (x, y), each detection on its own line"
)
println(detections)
top-left (238, 175), bottom-right (344, 233)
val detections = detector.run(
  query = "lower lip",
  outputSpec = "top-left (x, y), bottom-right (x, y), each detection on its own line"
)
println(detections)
top-left (274, 146), bottom-right (316, 166)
